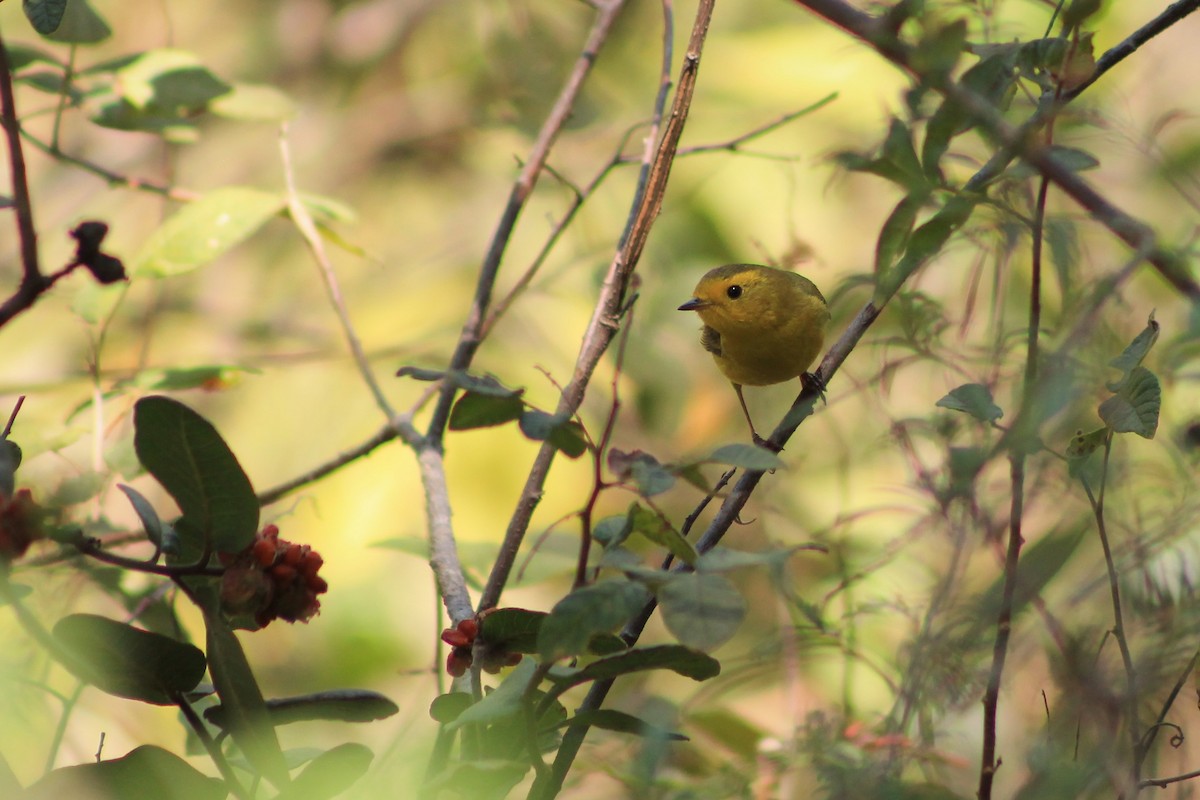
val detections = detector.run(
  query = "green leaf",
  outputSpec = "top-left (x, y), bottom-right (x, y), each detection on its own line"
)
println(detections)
top-left (548, 644), bottom-right (720, 688)
top-left (478, 607), bottom-right (546, 654)
top-left (1062, 0), bottom-right (1102, 28)
top-left (628, 503), bottom-right (697, 566)
top-left (975, 527), bottom-right (1085, 625)
top-left (922, 53), bottom-right (1016, 176)
top-left (395, 367), bottom-right (521, 397)
top-left (449, 392), bottom-right (525, 430)
top-left (936, 383), bottom-right (1003, 423)
top-left (111, 49), bottom-right (229, 110)
top-left (1107, 313), bottom-right (1160, 390)
top-left (551, 709), bottom-right (688, 740)
top-left (23, 0), bottom-right (68, 36)
top-left (696, 545), bottom-right (818, 572)
top-left (1065, 427), bottom-right (1107, 460)
top-left (430, 692), bottom-right (474, 724)
top-left (210, 83), bottom-right (298, 122)
top-left (273, 743), bottom-right (373, 800)
top-left (875, 194), bottom-right (925, 276)
top-left (879, 119), bottom-right (927, 191)
top-left (447, 658), bottom-right (538, 729)
top-left (134, 187), bottom-right (284, 277)
top-left (658, 573), bottom-right (746, 651)
top-left (607, 449), bottom-right (676, 496)
top-left (5, 44), bottom-right (63, 71)
top-left (1006, 145), bottom-right (1099, 180)
top-left (1070, 429), bottom-right (1104, 479)
top-left (0, 583), bottom-right (33, 606)
top-left (133, 396), bottom-right (258, 560)
top-left (947, 446), bottom-right (987, 499)
top-left (202, 608), bottom-right (290, 787)
top-left (41, 0), bottom-right (110, 43)
top-left (911, 18), bottom-right (967, 79)
top-left (1099, 366), bottom-right (1160, 439)
top-left (52, 614), bottom-right (206, 705)
top-left (23, 745), bottom-right (223, 800)
top-left (705, 443), bottom-right (783, 472)
top-left (205, 690), bottom-right (399, 730)
top-left (519, 410), bottom-right (588, 458)
top-left (116, 483), bottom-right (164, 548)
top-left (592, 514), bottom-right (633, 549)
top-left (538, 580), bottom-right (651, 661)
top-left (877, 194), bottom-right (978, 301)
top-left (134, 365), bottom-right (256, 391)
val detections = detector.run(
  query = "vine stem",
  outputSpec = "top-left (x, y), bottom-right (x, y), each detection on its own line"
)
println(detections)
top-left (1082, 434), bottom-right (1139, 796)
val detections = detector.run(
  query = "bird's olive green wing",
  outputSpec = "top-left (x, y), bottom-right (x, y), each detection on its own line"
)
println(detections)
top-left (700, 325), bottom-right (722, 356)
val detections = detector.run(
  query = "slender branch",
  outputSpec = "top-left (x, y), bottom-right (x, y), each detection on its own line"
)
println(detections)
top-left (280, 127), bottom-right (397, 422)
top-left (73, 536), bottom-right (224, 577)
top-left (3, 395), bottom-right (24, 438)
top-left (425, 0), bottom-right (629, 443)
top-left (1064, 0), bottom-right (1200, 101)
top-left (1141, 767), bottom-right (1200, 790)
top-left (1082, 435), bottom-right (1139, 793)
top-left (256, 423), bottom-right (398, 506)
top-left (978, 36), bottom-right (1066, 787)
top-left (416, 441), bottom-right (474, 623)
top-left (173, 690), bottom-right (250, 800)
top-left (477, 0), bottom-right (677, 614)
top-left (0, 30), bottom-right (47, 327)
top-left (20, 130), bottom-right (196, 200)
top-left (792, 0), bottom-right (1200, 305)
top-left (1136, 646), bottom-right (1200, 774)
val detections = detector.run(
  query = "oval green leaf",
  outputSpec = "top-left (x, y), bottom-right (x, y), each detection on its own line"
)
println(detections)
top-left (53, 614), bottom-right (206, 705)
top-left (133, 396), bottom-right (258, 560)
top-left (24, 745), bottom-right (223, 800)
top-left (538, 580), bottom-right (650, 661)
top-left (658, 573), bottom-right (746, 651)
top-left (135, 187), bottom-right (284, 277)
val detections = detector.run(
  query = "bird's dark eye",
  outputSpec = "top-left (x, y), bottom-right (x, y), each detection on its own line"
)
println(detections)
top-left (726, 285), bottom-right (743, 299)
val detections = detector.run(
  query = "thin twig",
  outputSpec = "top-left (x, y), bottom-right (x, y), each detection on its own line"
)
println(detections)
top-left (425, 0), bottom-right (630, 443)
top-left (256, 423), bottom-right (398, 506)
top-left (279, 126), bottom-right (398, 422)
top-left (477, 0), bottom-right (674, 614)
top-left (173, 690), bottom-right (250, 800)
top-left (1082, 434), bottom-right (1139, 794)
top-left (1136, 646), bottom-right (1200, 774)
top-left (0, 31), bottom-right (46, 327)
top-left (1064, 0), bottom-right (1200, 101)
top-left (792, 0), bottom-right (1200, 305)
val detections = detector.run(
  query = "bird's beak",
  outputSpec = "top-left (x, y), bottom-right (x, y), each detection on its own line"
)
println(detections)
top-left (677, 297), bottom-right (707, 312)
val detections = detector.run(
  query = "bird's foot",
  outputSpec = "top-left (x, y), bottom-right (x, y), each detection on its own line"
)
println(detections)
top-left (801, 371), bottom-right (827, 404)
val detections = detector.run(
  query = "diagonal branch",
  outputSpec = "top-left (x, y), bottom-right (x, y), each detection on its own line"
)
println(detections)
top-left (478, 0), bottom-right (684, 614)
top-left (424, 1), bottom-right (630, 443)
top-left (792, 0), bottom-right (1200, 304)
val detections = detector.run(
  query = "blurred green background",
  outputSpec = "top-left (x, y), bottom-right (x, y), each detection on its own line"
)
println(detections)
top-left (1, 0), bottom-right (1199, 797)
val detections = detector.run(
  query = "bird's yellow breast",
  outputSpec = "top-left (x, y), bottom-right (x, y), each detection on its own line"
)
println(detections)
top-left (679, 264), bottom-right (830, 387)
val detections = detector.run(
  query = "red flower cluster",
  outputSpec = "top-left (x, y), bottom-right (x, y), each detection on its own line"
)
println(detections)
top-left (220, 524), bottom-right (327, 628)
top-left (440, 614), bottom-right (521, 677)
top-left (0, 489), bottom-right (41, 564)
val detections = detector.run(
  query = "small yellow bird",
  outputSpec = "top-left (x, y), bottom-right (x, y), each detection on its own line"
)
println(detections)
top-left (678, 263), bottom-right (830, 449)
